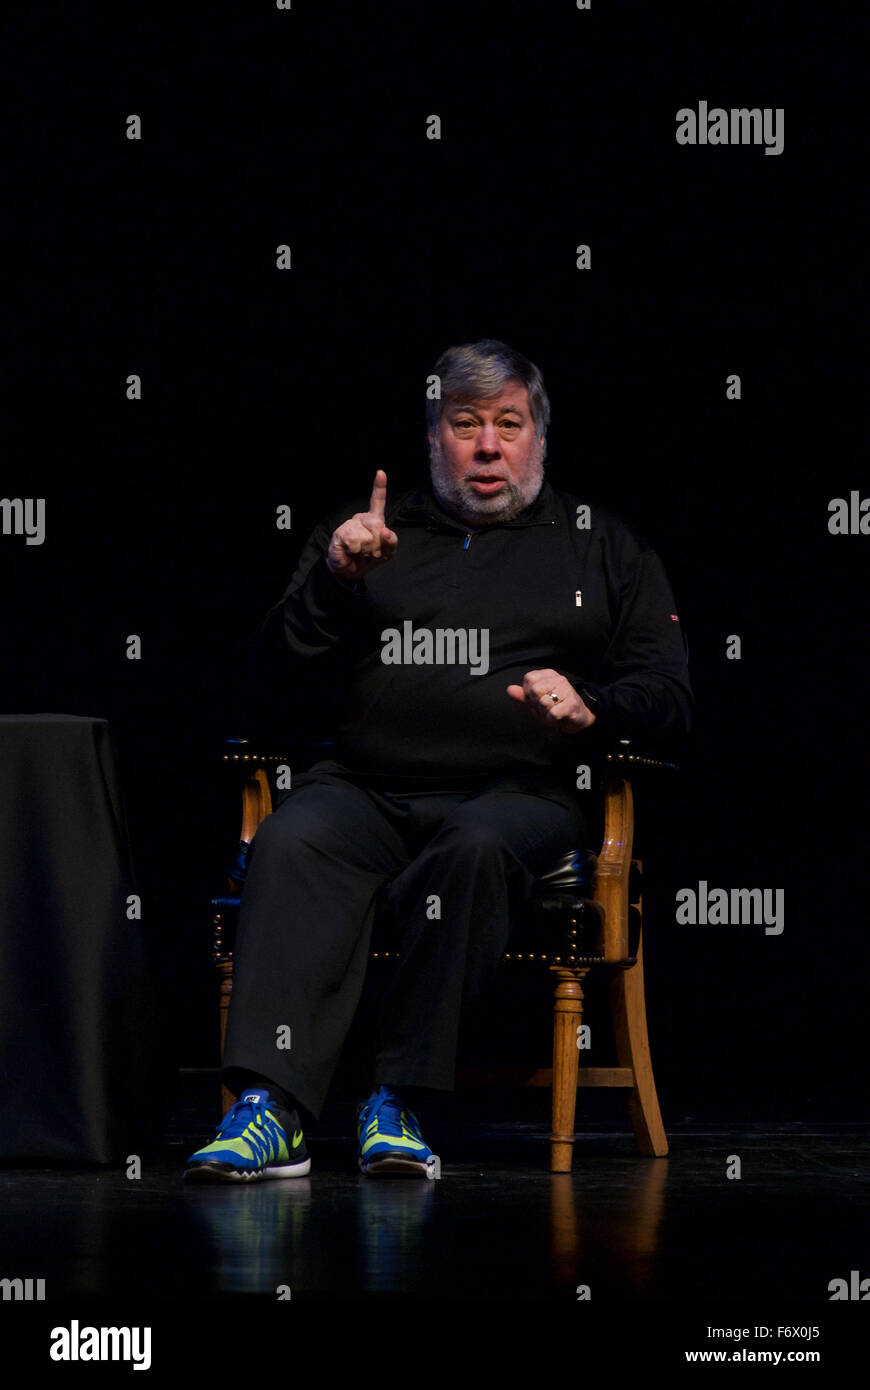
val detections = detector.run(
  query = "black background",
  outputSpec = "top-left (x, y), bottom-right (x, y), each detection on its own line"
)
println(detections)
top-left (4, 1), bottom-right (867, 1121)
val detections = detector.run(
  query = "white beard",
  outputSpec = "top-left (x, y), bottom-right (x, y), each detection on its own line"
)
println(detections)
top-left (428, 436), bottom-right (545, 527)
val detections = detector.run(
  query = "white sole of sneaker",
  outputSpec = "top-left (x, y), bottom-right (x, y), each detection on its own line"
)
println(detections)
top-left (359, 1154), bottom-right (440, 1179)
top-left (184, 1157), bottom-right (311, 1182)
top-left (264, 1159), bottom-right (311, 1178)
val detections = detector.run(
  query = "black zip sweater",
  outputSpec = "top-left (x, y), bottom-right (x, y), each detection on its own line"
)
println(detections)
top-left (252, 478), bottom-right (693, 796)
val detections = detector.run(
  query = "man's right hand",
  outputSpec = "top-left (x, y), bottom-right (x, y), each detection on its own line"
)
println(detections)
top-left (326, 469), bottom-right (398, 585)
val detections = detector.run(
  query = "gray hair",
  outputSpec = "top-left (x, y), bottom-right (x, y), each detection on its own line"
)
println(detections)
top-left (426, 339), bottom-right (551, 441)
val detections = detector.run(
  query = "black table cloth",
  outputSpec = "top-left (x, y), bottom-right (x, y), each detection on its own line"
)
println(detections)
top-left (0, 715), bottom-right (156, 1163)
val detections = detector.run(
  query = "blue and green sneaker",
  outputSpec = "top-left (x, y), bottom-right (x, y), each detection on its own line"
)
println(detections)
top-left (356, 1085), bottom-right (439, 1178)
top-left (184, 1089), bottom-right (310, 1182)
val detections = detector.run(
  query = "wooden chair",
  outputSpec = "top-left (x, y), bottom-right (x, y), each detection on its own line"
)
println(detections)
top-left (211, 739), bottom-right (677, 1172)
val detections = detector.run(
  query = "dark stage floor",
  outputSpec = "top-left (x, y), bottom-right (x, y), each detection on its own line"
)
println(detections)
top-left (2, 1074), bottom-right (867, 1368)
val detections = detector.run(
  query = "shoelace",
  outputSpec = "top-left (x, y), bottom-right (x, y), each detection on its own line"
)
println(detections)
top-left (217, 1097), bottom-right (276, 1139)
top-left (212, 1098), bottom-right (288, 1165)
top-left (361, 1086), bottom-right (421, 1138)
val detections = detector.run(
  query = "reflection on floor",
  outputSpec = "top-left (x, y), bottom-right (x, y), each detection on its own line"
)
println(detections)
top-left (1, 1074), bottom-right (868, 1306)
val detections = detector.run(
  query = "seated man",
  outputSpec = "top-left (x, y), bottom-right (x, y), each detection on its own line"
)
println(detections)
top-left (184, 338), bottom-right (693, 1183)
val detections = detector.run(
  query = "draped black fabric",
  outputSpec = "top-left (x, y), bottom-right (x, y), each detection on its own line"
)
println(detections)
top-left (0, 715), bottom-right (158, 1163)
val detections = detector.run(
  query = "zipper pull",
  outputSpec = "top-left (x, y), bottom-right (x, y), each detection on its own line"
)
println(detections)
top-left (575, 590), bottom-right (582, 607)
top-left (463, 532), bottom-right (472, 550)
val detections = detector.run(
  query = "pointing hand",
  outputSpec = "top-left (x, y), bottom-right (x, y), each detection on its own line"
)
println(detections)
top-left (327, 469), bottom-right (398, 584)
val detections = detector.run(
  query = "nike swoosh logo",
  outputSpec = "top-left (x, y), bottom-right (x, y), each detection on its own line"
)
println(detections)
top-left (292, 1130), bottom-right (303, 1149)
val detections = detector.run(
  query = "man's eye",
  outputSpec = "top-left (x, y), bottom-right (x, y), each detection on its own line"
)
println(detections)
top-left (500, 421), bottom-right (519, 429)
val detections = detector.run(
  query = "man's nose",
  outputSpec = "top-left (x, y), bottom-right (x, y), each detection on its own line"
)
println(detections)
top-left (474, 424), bottom-right (501, 456)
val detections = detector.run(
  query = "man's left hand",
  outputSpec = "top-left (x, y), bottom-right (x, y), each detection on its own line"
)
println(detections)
top-left (506, 670), bottom-right (596, 734)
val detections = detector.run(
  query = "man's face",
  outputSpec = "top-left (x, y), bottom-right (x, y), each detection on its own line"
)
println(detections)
top-left (427, 380), bottom-right (546, 528)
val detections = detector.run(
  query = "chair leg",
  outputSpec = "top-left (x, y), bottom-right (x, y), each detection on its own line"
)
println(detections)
top-left (217, 961), bottom-right (237, 1117)
top-left (611, 930), bottom-right (668, 1156)
top-left (550, 966), bottom-right (589, 1173)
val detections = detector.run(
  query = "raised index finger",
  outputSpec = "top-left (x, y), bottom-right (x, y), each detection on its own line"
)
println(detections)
top-left (368, 468), bottom-right (387, 518)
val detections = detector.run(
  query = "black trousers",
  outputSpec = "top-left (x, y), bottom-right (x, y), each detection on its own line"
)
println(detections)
top-left (221, 760), bottom-right (591, 1120)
